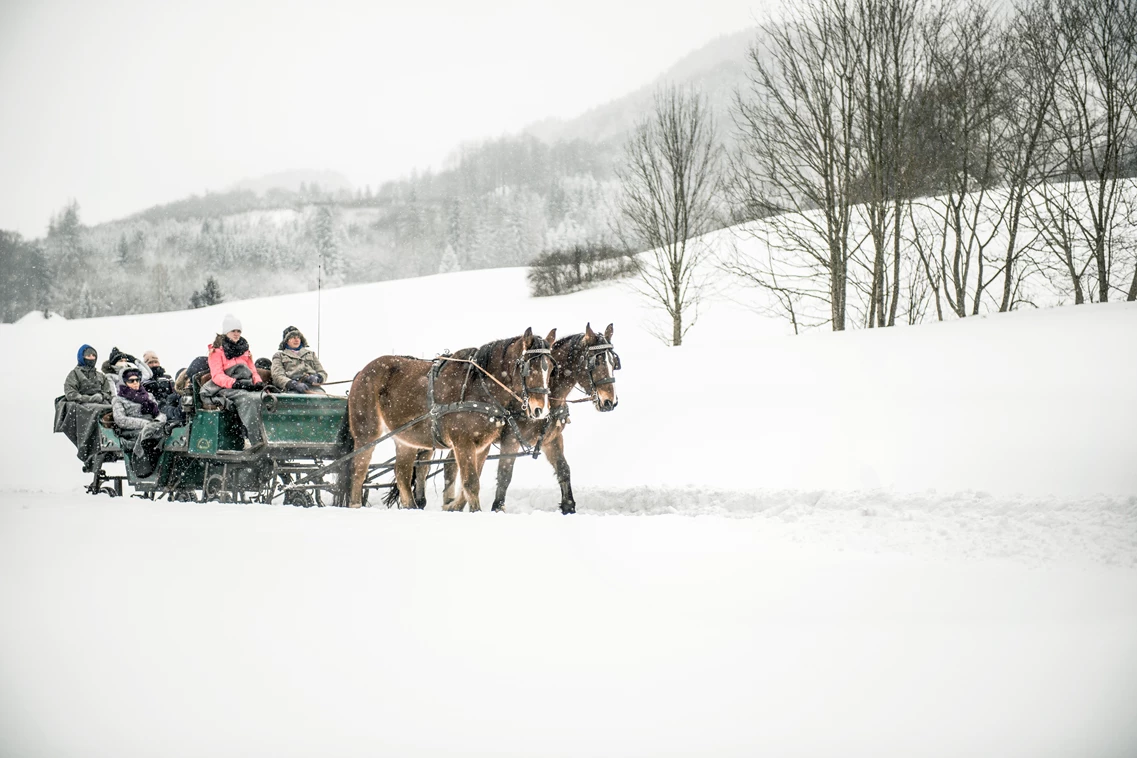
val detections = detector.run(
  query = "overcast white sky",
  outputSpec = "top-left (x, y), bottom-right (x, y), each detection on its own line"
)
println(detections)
top-left (0, 0), bottom-right (763, 238)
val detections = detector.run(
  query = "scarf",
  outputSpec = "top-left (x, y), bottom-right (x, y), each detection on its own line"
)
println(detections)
top-left (222, 336), bottom-right (250, 360)
top-left (119, 382), bottom-right (160, 418)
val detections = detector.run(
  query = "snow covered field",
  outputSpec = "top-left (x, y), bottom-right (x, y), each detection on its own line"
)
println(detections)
top-left (2, 258), bottom-right (1136, 756)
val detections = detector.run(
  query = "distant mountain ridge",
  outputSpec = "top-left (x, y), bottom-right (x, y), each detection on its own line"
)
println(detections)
top-left (227, 169), bottom-right (353, 195)
top-left (523, 29), bottom-right (755, 147)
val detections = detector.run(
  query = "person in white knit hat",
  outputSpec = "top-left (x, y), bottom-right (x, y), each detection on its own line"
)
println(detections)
top-left (199, 313), bottom-right (267, 449)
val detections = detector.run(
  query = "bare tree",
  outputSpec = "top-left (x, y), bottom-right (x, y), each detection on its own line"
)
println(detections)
top-left (991, 0), bottom-right (1070, 311)
top-left (1045, 0), bottom-right (1137, 303)
top-left (617, 86), bottom-right (722, 346)
top-left (913, 0), bottom-right (1012, 317)
top-left (851, 0), bottom-right (923, 328)
top-left (727, 0), bottom-right (863, 331)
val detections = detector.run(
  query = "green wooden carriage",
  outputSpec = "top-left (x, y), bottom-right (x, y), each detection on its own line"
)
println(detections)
top-left (86, 386), bottom-right (353, 505)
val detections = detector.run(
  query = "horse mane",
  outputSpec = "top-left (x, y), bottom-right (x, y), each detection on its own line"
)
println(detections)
top-left (471, 333), bottom-right (550, 372)
top-left (552, 333), bottom-right (586, 378)
top-left (472, 337), bottom-right (518, 372)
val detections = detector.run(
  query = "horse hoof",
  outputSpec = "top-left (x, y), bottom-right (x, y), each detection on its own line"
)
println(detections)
top-left (348, 502), bottom-right (362, 509)
top-left (560, 504), bottom-right (575, 515)
top-left (491, 502), bottom-right (505, 512)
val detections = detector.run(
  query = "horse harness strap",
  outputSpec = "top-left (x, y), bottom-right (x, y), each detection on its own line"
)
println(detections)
top-left (428, 356), bottom-right (526, 450)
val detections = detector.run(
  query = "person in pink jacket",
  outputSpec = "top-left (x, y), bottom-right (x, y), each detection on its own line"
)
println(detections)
top-left (200, 314), bottom-right (266, 449)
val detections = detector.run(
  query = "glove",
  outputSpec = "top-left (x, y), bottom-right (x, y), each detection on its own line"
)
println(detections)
top-left (232, 378), bottom-right (255, 391)
top-left (286, 380), bottom-right (309, 393)
top-left (251, 381), bottom-right (265, 391)
top-left (305, 374), bottom-right (322, 385)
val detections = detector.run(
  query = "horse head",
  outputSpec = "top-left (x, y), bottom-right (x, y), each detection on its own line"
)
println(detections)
top-left (501, 327), bottom-right (554, 420)
top-left (559, 322), bottom-right (619, 412)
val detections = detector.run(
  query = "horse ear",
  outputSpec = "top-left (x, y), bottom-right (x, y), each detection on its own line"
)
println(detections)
top-left (584, 322), bottom-right (596, 343)
top-left (604, 323), bottom-right (614, 341)
top-left (522, 326), bottom-right (534, 349)
top-left (545, 328), bottom-right (556, 345)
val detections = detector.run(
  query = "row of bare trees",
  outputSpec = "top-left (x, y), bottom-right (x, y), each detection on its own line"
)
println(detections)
top-left (619, 0), bottom-right (1136, 342)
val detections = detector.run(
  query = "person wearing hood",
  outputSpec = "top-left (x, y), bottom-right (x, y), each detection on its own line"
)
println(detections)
top-left (200, 314), bottom-right (266, 449)
top-left (56, 344), bottom-right (115, 471)
top-left (64, 344), bottom-right (114, 405)
top-left (271, 325), bottom-right (328, 394)
top-left (102, 346), bottom-right (153, 390)
top-left (111, 366), bottom-right (170, 477)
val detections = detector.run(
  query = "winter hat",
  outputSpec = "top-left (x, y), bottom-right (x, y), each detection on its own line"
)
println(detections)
top-left (77, 344), bottom-right (97, 366)
top-left (121, 367), bottom-right (143, 382)
top-left (221, 314), bottom-right (242, 333)
top-left (280, 326), bottom-right (307, 350)
top-left (254, 357), bottom-right (272, 370)
top-left (143, 350), bottom-right (160, 365)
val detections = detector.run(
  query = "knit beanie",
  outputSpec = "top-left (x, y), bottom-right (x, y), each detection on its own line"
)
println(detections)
top-left (221, 314), bottom-right (242, 333)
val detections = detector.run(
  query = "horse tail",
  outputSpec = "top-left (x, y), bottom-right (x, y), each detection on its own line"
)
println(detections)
top-left (382, 486), bottom-right (400, 508)
top-left (346, 357), bottom-right (393, 505)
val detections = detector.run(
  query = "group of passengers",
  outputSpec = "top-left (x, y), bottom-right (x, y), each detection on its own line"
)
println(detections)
top-left (57, 314), bottom-right (328, 469)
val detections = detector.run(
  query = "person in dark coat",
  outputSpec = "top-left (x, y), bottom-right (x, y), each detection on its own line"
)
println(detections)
top-left (140, 350), bottom-right (182, 423)
top-left (55, 344), bottom-right (115, 471)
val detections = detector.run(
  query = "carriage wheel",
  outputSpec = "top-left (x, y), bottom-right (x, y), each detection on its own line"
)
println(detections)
top-left (203, 474), bottom-right (232, 503)
top-left (283, 489), bottom-right (315, 508)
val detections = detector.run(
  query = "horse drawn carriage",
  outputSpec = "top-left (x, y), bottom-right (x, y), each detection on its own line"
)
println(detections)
top-left (63, 324), bottom-right (620, 512)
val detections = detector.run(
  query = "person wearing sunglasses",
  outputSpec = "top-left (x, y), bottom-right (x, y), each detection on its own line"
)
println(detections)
top-left (111, 366), bottom-right (169, 477)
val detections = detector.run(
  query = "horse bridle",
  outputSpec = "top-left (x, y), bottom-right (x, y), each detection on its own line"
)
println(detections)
top-left (516, 347), bottom-right (552, 408)
top-left (583, 341), bottom-right (619, 394)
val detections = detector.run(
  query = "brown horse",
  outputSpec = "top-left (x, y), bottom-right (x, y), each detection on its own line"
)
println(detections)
top-left (441, 322), bottom-right (620, 514)
top-left (347, 328), bottom-right (554, 510)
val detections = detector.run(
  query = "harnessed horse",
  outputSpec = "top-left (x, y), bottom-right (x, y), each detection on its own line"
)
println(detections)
top-left (346, 328), bottom-right (553, 510)
top-left (441, 322), bottom-right (620, 514)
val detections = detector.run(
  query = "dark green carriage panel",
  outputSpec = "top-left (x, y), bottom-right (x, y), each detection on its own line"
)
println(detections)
top-left (262, 394), bottom-right (348, 450)
top-left (187, 409), bottom-right (246, 455)
top-left (98, 426), bottom-right (122, 454)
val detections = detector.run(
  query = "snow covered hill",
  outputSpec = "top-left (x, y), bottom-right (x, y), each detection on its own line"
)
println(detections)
top-left (1, 261), bottom-right (1136, 757)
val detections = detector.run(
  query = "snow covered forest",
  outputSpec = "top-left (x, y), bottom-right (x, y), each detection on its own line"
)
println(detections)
top-left (2, 0), bottom-right (1135, 326)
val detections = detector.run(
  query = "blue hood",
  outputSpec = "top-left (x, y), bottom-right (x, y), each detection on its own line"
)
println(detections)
top-left (77, 344), bottom-right (96, 367)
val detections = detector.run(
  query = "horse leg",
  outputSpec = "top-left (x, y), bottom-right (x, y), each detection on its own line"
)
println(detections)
top-left (491, 436), bottom-right (521, 512)
top-left (393, 444), bottom-right (420, 509)
top-left (542, 435), bottom-right (575, 514)
top-left (411, 448), bottom-right (431, 509)
top-left (442, 454), bottom-right (461, 509)
top-left (451, 444), bottom-right (483, 513)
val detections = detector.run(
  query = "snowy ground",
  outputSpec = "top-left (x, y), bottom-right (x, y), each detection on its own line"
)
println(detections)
top-left (2, 258), bottom-right (1136, 756)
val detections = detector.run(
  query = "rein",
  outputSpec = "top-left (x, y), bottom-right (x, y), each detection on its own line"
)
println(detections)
top-left (435, 350), bottom-right (550, 407)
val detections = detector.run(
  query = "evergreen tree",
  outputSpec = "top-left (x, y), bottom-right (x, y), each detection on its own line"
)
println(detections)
top-left (190, 276), bottom-right (224, 308)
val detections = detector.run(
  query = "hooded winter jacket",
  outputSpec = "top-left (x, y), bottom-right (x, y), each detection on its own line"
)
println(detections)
top-left (63, 344), bottom-right (114, 404)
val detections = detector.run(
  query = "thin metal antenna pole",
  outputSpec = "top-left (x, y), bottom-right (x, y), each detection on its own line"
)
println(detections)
top-left (317, 250), bottom-right (322, 355)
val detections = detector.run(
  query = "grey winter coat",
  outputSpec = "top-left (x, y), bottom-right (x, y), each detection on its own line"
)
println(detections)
top-left (271, 347), bottom-right (328, 390)
top-left (64, 365), bottom-right (114, 404)
top-left (112, 390), bottom-right (166, 431)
